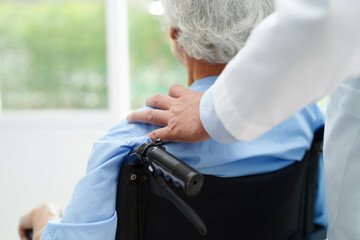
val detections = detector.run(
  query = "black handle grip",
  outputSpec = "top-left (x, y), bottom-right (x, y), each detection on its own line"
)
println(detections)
top-left (135, 142), bottom-right (204, 197)
top-left (146, 146), bottom-right (204, 197)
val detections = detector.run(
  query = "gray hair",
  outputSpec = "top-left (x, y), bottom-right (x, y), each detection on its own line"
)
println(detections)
top-left (160, 0), bottom-right (274, 64)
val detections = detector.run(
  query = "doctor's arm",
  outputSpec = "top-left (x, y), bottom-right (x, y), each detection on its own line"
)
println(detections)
top-left (127, 0), bottom-right (360, 143)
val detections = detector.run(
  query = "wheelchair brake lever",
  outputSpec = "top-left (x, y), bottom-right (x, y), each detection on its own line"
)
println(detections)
top-left (148, 172), bottom-right (207, 236)
top-left (134, 138), bottom-right (204, 197)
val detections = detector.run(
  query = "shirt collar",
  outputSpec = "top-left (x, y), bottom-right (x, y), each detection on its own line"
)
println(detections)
top-left (188, 75), bottom-right (218, 92)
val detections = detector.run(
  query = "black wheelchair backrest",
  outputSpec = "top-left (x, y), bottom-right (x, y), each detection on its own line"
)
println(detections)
top-left (115, 126), bottom-right (326, 240)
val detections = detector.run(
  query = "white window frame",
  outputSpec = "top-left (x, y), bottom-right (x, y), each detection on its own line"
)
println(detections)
top-left (0, 0), bottom-right (129, 125)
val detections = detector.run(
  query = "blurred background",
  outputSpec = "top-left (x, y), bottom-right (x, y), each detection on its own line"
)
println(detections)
top-left (0, 0), bottom-right (185, 239)
top-left (0, 0), bottom-right (186, 111)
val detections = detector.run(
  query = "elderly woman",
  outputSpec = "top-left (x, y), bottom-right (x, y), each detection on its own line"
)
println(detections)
top-left (19, 0), bottom-right (327, 239)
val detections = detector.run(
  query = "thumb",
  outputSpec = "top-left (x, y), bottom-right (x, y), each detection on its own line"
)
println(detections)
top-left (19, 212), bottom-right (32, 240)
top-left (147, 127), bottom-right (172, 142)
top-left (168, 84), bottom-right (191, 98)
top-left (19, 211), bottom-right (33, 230)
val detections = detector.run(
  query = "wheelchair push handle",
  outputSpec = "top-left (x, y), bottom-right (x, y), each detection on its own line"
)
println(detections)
top-left (135, 139), bottom-right (204, 197)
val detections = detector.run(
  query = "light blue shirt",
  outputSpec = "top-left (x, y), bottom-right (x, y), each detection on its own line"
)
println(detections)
top-left (41, 76), bottom-right (327, 240)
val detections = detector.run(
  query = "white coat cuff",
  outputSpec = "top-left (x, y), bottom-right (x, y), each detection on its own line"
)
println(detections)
top-left (200, 89), bottom-right (238, 144)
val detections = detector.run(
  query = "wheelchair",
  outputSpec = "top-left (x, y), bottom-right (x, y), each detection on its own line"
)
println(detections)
top-left (115, 126), bottom-right (327, 240)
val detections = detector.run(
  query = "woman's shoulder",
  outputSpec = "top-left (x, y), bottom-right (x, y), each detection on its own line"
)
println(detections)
top-left (295, 103), bottom-right (325, 129)
top-left (98, 107), bottom-right (160, 142)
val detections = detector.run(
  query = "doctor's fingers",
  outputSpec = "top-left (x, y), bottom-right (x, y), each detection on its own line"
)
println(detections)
top-left (148, 127), bottom-right (173, 142)
top-left (127, 109), bottom-right (169, 126)
top-left (146, 94), bottom-right (175, 110)
top-left (168, 84), bottom-right (192, 98)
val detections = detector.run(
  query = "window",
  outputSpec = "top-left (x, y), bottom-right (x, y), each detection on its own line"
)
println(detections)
top-left (0, 0), bottom-right (327, 113)
top-left (0, 0), bottom-right (107, 110)
top-left (128, 0), bottom-right (186, 110)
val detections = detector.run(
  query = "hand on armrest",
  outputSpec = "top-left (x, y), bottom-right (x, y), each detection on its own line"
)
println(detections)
top-left (19, 202), bottom-right (62, 240)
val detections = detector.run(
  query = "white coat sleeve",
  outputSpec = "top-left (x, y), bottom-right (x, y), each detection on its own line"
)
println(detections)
top-left (201, 0), bottom-right (360, 143)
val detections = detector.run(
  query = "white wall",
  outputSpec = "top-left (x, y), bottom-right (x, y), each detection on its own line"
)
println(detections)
top-left (0, 112), bottom-right (118, 240)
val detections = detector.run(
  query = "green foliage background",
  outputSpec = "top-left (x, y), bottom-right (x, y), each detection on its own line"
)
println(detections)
top-left (128, 1), bottom-right (186, 109)
top-left (0, 1), bottom-right (107, 109)
top-left (0, 0), bottom-right (186, 110)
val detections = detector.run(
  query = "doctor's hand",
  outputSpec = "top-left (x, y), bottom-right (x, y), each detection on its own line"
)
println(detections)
top-left (127, 84), bottom-right (210, 143)
top-left (19, 202), bottom-right (62, 240)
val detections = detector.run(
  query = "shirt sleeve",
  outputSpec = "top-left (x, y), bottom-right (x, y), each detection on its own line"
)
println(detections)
top-left (201, 0), bottom-right (360, 143)
top-left (41, 136), bottom-right (149, 240)
top-left (41, 213), bottom-right (117, 240)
